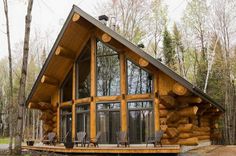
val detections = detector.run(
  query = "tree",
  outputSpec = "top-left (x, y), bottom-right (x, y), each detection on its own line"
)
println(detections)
top-left (182, 0), bottom-right (209, 89)
top-left (173, 23), bottom-right (186, 77)
top-left (2, 0), bottom-right (14, 153)
top-left (14, 0), bottom-right (34, 154)
top-left (162, 27), bottom-right (176, 70)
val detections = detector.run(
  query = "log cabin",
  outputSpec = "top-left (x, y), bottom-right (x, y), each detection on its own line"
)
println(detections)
top-left (24, 5), bottom-right (224, 154)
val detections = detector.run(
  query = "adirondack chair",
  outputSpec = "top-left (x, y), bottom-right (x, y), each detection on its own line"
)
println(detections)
top-left (74, 131), bottom-right (86, 147)
top-left (146, 130), bottom-right (164, 147)
top-left (117, 131), bottom-right (129, 147)
top-left (42, 132), bottom-right (56, 146)
top-left (86, 131), bottom-right (102, 147)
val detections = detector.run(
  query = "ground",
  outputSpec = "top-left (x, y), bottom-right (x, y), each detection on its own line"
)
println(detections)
top-left (181, 145), bottom-right (236, 156)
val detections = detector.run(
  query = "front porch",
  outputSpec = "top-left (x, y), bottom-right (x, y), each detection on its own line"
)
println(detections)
top-left (22, 143), bottom-right (180, 154)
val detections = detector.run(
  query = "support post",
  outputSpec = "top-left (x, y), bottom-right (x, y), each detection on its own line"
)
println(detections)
top-left (120, 53), bottom-right (127, 132)
top-left (72, 64), bottom-right (76, 141)
top-left (154, 73), bottom-right (160, 131)
top-left (90, 36), bottom-right (96, 140)
top-left (57, 90), bottom-right (60, 142)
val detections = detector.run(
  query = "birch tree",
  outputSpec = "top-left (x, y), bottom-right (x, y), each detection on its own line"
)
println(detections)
top-left (2, 0), bottom-right (14, 152)
top-left (14, 0), bottom-right (34, 154)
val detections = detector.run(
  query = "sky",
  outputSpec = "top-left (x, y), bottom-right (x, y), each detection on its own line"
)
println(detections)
top-left (0, 0), bottom-right (187, 59)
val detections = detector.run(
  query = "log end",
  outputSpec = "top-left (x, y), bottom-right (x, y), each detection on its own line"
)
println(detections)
top-left (72, 13), bottom-right (80, 22)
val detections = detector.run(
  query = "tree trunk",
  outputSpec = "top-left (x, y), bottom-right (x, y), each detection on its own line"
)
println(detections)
top-left (3, 0), bottom-right (13, 153)
top-left (14, 0), bottom-right (34, 154)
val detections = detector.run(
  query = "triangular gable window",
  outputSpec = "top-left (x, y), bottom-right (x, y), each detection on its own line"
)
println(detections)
top-left (96, 40), bottom-right (120, 96)
top-left (127, 59), bottom-right (152, 94)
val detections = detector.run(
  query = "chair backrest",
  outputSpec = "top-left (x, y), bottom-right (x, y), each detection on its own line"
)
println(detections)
top-left (48, 132), bottom-right (56, 141)
top-left (155, 130), bottom-right (164, 141)
top-left (117, 131), bottom-right (127, 142)
top-left (94, 131), bottom-right (102, 142)
top-left (77, 131), bottom-right (86, 142)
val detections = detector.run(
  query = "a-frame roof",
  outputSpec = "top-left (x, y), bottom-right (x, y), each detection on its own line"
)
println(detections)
top-left (26, 5), bottom-right (224, 112)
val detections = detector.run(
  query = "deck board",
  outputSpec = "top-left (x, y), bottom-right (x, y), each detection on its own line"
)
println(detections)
top-left (22, 144), bottom-right (180, 154)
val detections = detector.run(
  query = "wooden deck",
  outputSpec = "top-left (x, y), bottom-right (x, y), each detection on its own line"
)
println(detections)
top-left (22, 144), bottom-right (180, 154)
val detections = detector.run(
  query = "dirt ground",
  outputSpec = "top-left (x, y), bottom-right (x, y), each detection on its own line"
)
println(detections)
top-left (181, 145), bottom-right (236, 156)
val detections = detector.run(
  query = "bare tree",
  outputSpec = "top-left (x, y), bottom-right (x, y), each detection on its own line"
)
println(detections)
top-left (2, 0), bottom-right (14, 153)
top-left (14, 0), bottom-right (34, 154)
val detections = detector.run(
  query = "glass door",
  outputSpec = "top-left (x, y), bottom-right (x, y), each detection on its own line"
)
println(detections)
top-left (61, 107), bottom-right (72, 142)
top-left (76, 104), bottom-right (90, 138)
top-left (96, 103), bottom-right (120, 144)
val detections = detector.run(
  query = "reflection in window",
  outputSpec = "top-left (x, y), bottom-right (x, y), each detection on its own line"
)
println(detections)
top-left (61, 107), bottom-right (72, 142)
top-left (128, 101), bottom-right (154, 144)
top-left (76, 104), bottom-right (90, 138)
top-left (61, 70), bottom-right (72, 102)
top-left (96, 103), bottom-right (120, 144)
top-left (96, 40), bottom-right (120, 96)
top-left (127, 60), bottom-right (152, 94)
top-left (77, 41), bottom-right (91, 98)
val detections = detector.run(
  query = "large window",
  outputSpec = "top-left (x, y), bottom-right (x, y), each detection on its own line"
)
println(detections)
top-left (76, 104), bottom-right (90, 138)
top-left (128, 101), bottom-right (154, 144)
top-left (96, 40), bottom-right (120, 96)
top-left (61, 107), bottom-right (72, 142)
top-left (76, 41), bottom-right (91, 98)
top-left (96, 103), bottom-right (120, 144)
top-left (61, 70), bottom-right (72, 102)
top-left (127, 60), bottom-right (153, 94)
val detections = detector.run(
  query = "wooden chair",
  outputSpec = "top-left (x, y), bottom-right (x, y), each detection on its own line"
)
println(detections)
top-left (74, 132), bottom-right (86, 147)
top-left (86, 131), bottom-right (102, 147)
top-left (146, 130), bottom-right (164, 147)
top-left (42, 132), bottom-right (56, 146)
top-left (117, 131), bottom-right (129, 147)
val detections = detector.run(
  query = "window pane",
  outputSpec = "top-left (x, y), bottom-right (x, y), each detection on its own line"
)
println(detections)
top-left (128, 101), bottom-right (154, 144)
top-left (61, 108), bottom-right (72, 142)
top-left (76, 105), bottom-right (90, 138)
top-left (77, 41), bottom-right (91, 98)
top-left (96, 40), bottom-right (120, 96)
top-left (61, 70), bottom-right (72, 102)
top-left (96, 103), bottom-right (120, 144)
top-left (127, 60), bottom-right (152, 94)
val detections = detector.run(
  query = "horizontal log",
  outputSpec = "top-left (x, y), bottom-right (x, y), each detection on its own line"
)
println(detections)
top-left (192, 131), bottom-right (210, 137)
top-left (75, 97), bottom-right (91, 104)
top-left (160, 95), bottom-right (176, 108)
top-left (178, 137), bottom-right (198, 145)
top-left (172, 83), bottom-right (189, 96)
top-left (43, 124), bottom-right (53, 132)
top-left (161, 138), bottom-right (179, 145)
top-left (177, 124), bottom-right (193, 132)
top-left (177, 96), bottom-right (202, 104)
top-left (179, 133), bottom-right (192, 139)
top-left (166, 128), bottom-right (179, 138)
top-left (60, 101), bottom-right (72, 107)
top-left (198, 135), bottom-right (210, 140)
top-left (72, 13), bottom-right (80, 22)
top-left (126, 93), bottom-right (152, 100)
top-left (211, 123), bottom-right (219, 129)
top-left (95, 96), bottom-right (121, 102)
top-left (41, 75), bottom-right (59, 86)
top-left (38, 102), bottom-right (53, 110)
top-left (160, 118), bottom-right (167, 125)
top-left (178, 117), bottom-right (189, 124)
top-left (40, 110), bottom-right (53, 121)
top-left (178, 106), bottom-right (198, 117)
top-left (139, 58), bottom-right (149, 67)
top-left (52, 116), bottom-right (57, 122)
top-left (193, 126), bottom-right (210, 132)
top-left (55, 46), bottom-right (75, 59)
top-left (102, 33), bottom-right (111, 43)
top-left (159, 103), bottom-right (166, 109)
top-left (160, 125), bottom-right (168, 132)
top-left (28, 102), bottom-right (42, 110)
top-left (159, 110), bottom-right (168, 117)
top-left (167, 111), bottom-right (180, 123)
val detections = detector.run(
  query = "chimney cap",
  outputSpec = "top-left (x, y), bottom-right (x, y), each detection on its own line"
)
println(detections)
top-left (98, 15), bottom-right (109, 21)
top-left (137, 43), bottom-right (145, 48)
